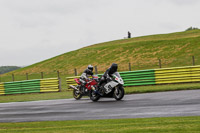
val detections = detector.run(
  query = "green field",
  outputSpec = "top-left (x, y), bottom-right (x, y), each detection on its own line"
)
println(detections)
top-left (1, 29), bottom-right (200, 82)
top-left (1, 82), bottom-right (200, 103)
top-left (0, 116), bottom-right (199, 133)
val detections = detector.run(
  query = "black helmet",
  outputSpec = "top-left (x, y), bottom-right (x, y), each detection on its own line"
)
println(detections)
top-left (110, 63), bottom-right (118, 74)
top-left (88, 65), bottom-right (93, 71)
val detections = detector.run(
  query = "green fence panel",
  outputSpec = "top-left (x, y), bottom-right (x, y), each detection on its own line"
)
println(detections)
top-left (4, 79), bottom-right (40, 95)
top-left (21, 80), bottom-right (40, 94)
top-left (121, 74), bottom-right (155, 78)
top-left (123, 77), bottom-right (155, 81)
top-left (119, 70), bottom-right (156, 86)
top-left (124, 82), bottom-right (156, 86)
top-left (4, 81), bottom-right (22, 95)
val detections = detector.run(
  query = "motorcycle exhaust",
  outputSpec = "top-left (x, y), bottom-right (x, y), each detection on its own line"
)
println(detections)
top-left (69, 85), bottom-right (79, 91)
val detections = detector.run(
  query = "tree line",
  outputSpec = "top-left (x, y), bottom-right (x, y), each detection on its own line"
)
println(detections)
top-left (0, 66), bottom-right (21, 74)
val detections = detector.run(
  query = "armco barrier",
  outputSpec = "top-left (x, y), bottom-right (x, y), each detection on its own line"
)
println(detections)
top-left (0, 78), bottom-right (60, 95)
top-left (120, 69), bottom-right (155, 86)
top-left (4, 79), bottom-right (40, 95)
top-left (40, 78), bottom-right (60, 92)
top-left (66, 65), bottom-right (200, 87)
top-left (155, 65), bottom-right (200, 84)
top-left (66, 69), bottom-right (156, 87)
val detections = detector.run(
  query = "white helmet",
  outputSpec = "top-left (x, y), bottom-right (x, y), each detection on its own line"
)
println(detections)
top-left (88, 65), bottom-right (93, 71)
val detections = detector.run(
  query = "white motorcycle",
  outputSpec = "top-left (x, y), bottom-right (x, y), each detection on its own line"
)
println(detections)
top-left (90, 72), bottom-right (125, 102)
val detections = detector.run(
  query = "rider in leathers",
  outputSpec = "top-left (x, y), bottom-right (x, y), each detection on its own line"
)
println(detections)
top-left (98, 63), bottom-right (118, 93)
top-left (79, 65), bottom-right (94, 92)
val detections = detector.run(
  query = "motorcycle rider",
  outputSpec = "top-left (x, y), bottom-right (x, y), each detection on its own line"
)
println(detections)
top-left (79, 65), bottom-right (94, 92)
top-left (98, 63), bottom-right (118, 93)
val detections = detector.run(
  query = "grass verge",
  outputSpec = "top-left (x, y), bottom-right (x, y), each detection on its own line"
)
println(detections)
top-left (0, 116), bottom-right (200, 133)
top-left (0, 89), bottom-right (73, 103)
top-left (1, 83), bottom-right (200, 103)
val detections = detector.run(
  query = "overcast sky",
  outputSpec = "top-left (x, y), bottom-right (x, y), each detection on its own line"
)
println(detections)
top-left (0, 0), bottom-right (200, 66)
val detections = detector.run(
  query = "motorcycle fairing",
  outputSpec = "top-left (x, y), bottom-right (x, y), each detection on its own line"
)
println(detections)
top-left (104, 81), bottom-right (118, 94)
top-left (74, 78), bottom-right (81, 84)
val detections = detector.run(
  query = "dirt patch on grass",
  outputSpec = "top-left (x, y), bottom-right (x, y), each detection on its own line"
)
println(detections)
top-left (177, 43), bottom-right (190, 51)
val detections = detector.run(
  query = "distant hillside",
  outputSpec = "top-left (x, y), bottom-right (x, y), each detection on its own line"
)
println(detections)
top-left (0, 66), bottom-right (21, 74)
top-left (4, 29), bottom-right (200, 76)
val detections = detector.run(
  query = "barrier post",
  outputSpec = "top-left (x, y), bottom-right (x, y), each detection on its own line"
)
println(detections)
top-left (74, 68), bottom-right (77, 76)
top-left (57, 71), bottom-right (60, 79)
top-left (26, 73), bottom-right (28, 80)
top-left (57, 71), bottom-right (61, 91)
top-left (159, 59), bottom-right (162, 68)
top-left (95, 66), bottom-right (98, 74)
top-left (129, 63), bottom-right (131, 71)
top-left (41, 72), bottom-right (44, 79)
top-left (192, 56), bottom-right (195, 66)
top-left (12, 74), bottom-right (15, 81)
top-left (58, 78), bottom-right (61, 92)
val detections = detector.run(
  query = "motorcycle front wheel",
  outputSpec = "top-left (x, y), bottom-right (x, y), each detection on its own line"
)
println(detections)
top-left (89, 89), bottom-right (100, 102)
top-left (113, 85), bottom-right (124, 101)
top-left (73, 86), bottom-right (82, 100)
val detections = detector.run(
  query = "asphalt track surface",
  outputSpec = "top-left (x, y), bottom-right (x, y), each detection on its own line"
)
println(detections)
top-left (0, 89), bottom-right (200, 123)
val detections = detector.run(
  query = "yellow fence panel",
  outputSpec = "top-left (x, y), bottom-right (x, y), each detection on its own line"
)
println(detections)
top-left (155, 65), bottom-right (200, 84)
top-left (155, 71), bottom-right (191, 76)
top-left (40, 78), bottom-right (59, 92)
top-left (40, 89), bottom-right (59, 92)
top-left (156, 79), bottom-right (192, 84)
top-left (191, 78), bottom-right (200, 82)
top-left (0, 83), bottom-right (5, 95)
top-left (190, 73), bottom-right (200, 77)
top-left (156, 73), bottom-right (191, 79)
top-left (155, 67), bottom-right (191, 74)
top-left (190, 65), bottom-right (200, 71)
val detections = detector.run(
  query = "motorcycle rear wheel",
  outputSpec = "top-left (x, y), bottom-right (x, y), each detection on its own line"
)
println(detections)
top-left (73, 88), bottom-right (82, 100)
top-left (113, 85), bottom-right (124, 101)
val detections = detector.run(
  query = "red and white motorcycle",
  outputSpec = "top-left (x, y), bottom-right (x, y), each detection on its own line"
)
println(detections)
top-left (69, 75), bottom-right (99, 100)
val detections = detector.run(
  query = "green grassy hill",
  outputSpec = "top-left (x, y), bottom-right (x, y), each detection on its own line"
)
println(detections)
top-left (1, 29), bottom-right (200, 82)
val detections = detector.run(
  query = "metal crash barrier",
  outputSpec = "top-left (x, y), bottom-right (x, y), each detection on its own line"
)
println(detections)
top-left (66, 65), bottom-right (200, 87)
top-left (0, 78), bottom-right (60, 95)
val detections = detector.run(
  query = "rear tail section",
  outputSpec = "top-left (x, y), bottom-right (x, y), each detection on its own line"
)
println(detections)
top-left (69, 85), bottom-right (79, 91)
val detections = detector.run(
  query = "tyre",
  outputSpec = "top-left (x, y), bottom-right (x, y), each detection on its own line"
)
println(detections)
top-left (113, 85), bottom-right (124, 101)
top-left (73, 87), bottom-right (82, 100)
top-left (90, 89), bottom-right (100, 102)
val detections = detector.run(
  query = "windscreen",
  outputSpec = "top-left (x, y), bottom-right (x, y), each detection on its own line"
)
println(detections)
top-left (112, 72), bottom-right (121, 78)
